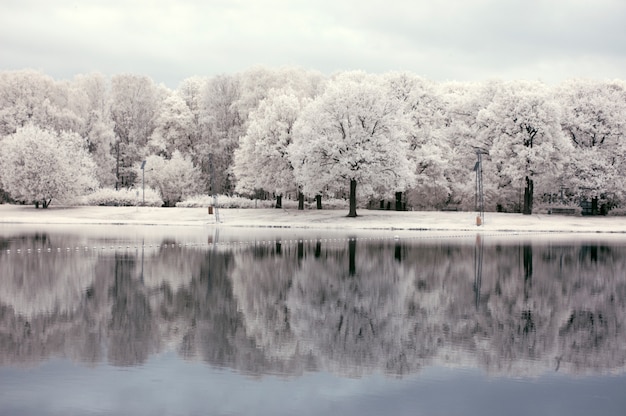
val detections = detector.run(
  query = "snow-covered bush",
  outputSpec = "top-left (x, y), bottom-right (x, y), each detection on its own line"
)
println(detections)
top-left (0, 125), bottom-right (98, 208)
top-left (80, 187), bottom-right (163, 207)
top-left (176, 194), bottom-right (352, 209)
top-left (176, 194), bottom-right (275, 209)
top-left (136, 151), bottom-right (202, 207)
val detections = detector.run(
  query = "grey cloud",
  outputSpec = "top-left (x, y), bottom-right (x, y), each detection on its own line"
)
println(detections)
top-left (1, 0), bottom-right (625, 87)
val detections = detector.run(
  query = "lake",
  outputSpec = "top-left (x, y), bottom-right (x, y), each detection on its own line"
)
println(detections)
top-left (1, 224), bottom-right (625, 416)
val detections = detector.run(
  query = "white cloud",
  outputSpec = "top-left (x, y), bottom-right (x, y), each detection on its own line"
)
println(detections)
top-left (1, 0), bottom-right (625, 87)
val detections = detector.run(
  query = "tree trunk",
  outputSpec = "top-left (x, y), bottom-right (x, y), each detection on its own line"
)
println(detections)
top-left (395, 191), bottom-right (403, 211)
top-left (35, 201), bottom-right (39, 209)
top-left (115, 141), bottom-right (120, 191)
top-left (591, 196), bottom-right (599, 215)
top-left (42, 199), bottom-right (51, 209)
top-left (275, 194), bottom-right (282, 209)
top-left (298, 190), bottom-right (304, 210)
top-left (348, 237), bottom-right (356, 276)
top-left (316, 195), bottom-right (322, 210)
top-left (523, 176), bottom-right (533, 215)
top-left (523, 244), bottom-right (533, 301)
top-left (348, 179), bottom-right (357, 217)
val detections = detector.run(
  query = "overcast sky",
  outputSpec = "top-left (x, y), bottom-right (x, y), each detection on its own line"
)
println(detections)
top-left (2, 0), bottom-right (625, 88)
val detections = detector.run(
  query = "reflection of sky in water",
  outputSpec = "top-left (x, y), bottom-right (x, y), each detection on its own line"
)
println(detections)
top-left (2, 353), bottom-right (626, 416)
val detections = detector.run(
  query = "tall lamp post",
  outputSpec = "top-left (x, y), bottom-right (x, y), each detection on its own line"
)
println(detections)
top-left (140, 160), bottom-right (146, 206)
top-left (473, 150), bottom-right (486, 226)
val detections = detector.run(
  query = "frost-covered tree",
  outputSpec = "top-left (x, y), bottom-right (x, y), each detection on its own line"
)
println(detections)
top-left (438, 80), bottom-right (502, 210)
top-left (199, 74), bottom-right (243, 194)
top-left (137, 151), bottom-right (201, 206)
top-left (148, 93), bottom-right (196, 158)
top-left (384, 72), bottom-right (449, 209)
top-left (291, 71), bottom-right (415, 217)
top-left (0, 125), bottom-right (97, 207)
top-left (69, 72), bottom-right (117, 187)
top-left (0, 69), bottom-right (80, 136)
top-left (110, 74), bottom-right (161, 189)
top-left (233, 89), bottom-right (307, 209)
top-left (555, 79), bottom-right (626, 212)
top-left (174, 76), bottom-right (206, 163)
top-left (477, 81), bottom-right (571, 215)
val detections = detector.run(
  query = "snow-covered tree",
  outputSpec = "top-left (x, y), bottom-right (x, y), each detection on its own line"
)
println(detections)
top-left (174, 76), bottom-right (206, 163)
top-left (436, 81), bottom-right (503, 210)
top-left (233, 89), bottom-right (307, 208)
top-left (148, 93), bottom-right (196, 158)
top-left (291, 71), bottom-right (415, 217)
top-left (69, 72), bottom-right (117, 187)
top-left (110, 74), bottom-right (161, 189)
top-left (0, 69), bottom-right (80, 137)
top-left (0, 125), bottom-right (97, 207)
top-left (199, 74), bottom-right (243, 194)
top-left (477, 81), bottom-right (571, 215)
top-left (384, 72), bottom-right (449, 209)
top-left (136, 151), bottom-right (202, 206)
top-left (555, 79), bottom-right (626, 212)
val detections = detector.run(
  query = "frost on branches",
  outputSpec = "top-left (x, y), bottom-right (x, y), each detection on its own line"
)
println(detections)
top-left (477, 81), bottom-right (571, 215)
top-left (291, 72), bottom-right (416, 217)
top-left (233, 89), bottom-right (306, 209)
top-left (135, 151), bottom-right (202, 207)
top-left (0, 125), bottom-right (97, 208)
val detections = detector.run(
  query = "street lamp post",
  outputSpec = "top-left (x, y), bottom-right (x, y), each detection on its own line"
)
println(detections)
top-left (140, 160), bottom-right (146, 206)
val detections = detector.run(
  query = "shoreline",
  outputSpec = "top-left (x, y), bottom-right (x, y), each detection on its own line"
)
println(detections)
top-left (2, 204), bottom-right (626, 234)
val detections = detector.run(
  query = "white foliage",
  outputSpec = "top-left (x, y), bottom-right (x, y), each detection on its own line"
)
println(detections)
top-left (290, 71), bottom-right (416, 198)
top-left (137, 151), bottom-right (202, 206)
top-left (477, 81), bottom-right (571, 197)
top-left (149, 94), bottom-right (195, 157)
top-left (233, 89), bottom-right (304, 195)
top-left (0, 125), bottom-right (98, 206)
top-left (555, 79), bottom-right (626, 199)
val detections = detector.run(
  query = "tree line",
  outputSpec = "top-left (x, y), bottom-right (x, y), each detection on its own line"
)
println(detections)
top-left (1, 67), bottom-right (625, 215)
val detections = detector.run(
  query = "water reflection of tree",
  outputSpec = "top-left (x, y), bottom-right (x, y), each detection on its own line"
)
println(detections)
top-left (108, 253), bottom-right (158, 366)
top-left (2, 233), bottom-right (626, 378)
top-left (286, 241), bottom-right (419, 376)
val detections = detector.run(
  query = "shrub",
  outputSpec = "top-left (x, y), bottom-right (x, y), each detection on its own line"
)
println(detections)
top-left (80, 187), bottom-right (163, 207)
top-left (177, 194), bottom-right (350, 209)
top-left (177, 194), bottom-right (276, 209)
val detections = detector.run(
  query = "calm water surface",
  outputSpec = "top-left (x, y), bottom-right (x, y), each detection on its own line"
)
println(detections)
top-left (1, 224), bottom-right (626, 416)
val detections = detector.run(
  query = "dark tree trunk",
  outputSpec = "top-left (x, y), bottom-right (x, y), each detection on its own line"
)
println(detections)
top-left (297, 241), bottom-right (304, 262)
top-left (395, 191), bottom-right (403, 211)
top-left (35, 201), bottom-right (39, 209)
top-left (394, 242), bottom-right (402, 263)
top-left (348, 237), bottom-right (356, 276)
top-left (316, 195), bottom-right (322, 210)
top-left (42, 199), bottom-right (51, 209)
top-left (298, 191), bottom-right (304, 210)
top-left (275, 194), bottom-right (282, 209)
top-left (591, 196), bottom-right (599, 215)
top-left (315, 240), bottom-right (321, 258)
top-left (523, 176), bottom-right (533, 215)
top-left (523, 244), bottom-right (533, 301)
top-left (115, 141), bottom-right (120, 191)
top-left (348, 179), bottom-right (357, 217)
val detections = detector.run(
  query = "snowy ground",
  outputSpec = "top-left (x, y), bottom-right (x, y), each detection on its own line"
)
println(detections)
top-left (2, 204), bottom-right (626, 234)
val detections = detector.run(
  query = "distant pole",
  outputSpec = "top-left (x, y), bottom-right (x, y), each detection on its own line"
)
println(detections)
top-left (140, 160), bottom-right (146, 206)
top-left (473, 150), bottom-right (485, 225)
top-left (208, 153), bottom-right (220, 223)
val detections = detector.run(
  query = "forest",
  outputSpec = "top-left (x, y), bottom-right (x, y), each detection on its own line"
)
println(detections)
top-left (1, 67), bottom-right (625, 215)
